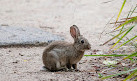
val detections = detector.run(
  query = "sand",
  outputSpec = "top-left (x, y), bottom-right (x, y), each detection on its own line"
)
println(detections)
top-left (0, 0), bottom-right (137, 81)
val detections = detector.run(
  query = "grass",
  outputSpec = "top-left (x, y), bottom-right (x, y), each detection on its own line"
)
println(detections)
top-left (111, 25), bottom-right (135, 50)
top-left (88, 0), bottom-right (137, 80)
top-left (115, 0), bottom-right (126, 22)
top-left (115, 35), bottom-right (137, 50)
top-left (84, 54), bottom-right (128, 57)
top-left (102, 0), bottom-right (137, 80)
top-left (101, 67), bottom-right (137, 79)
top-left (124, 52), bottom-right (137, 59)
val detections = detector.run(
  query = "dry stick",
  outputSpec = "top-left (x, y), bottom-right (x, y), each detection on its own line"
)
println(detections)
top-left (100, 37), bottom-right (115, 46)
top-left (110, 16), bottom-right (137, 24)
top-left (99, 15), bottom-right (115, 40)
top-left (110, 10), bottom-right (137, 32)
top-left (120, 17), bottom-right (135, 20)
top-left (102, 0), bottom-right (114, 4)
top-left (107, 16), bottom-right (137, 33)
top-left (101, 29), bottom-right (127, 46)
top-left (100, 24), bottom-right (124, 46)
top-left (106, 23), bottom-right (122, 34)
top-left (100, 21), bottom-right (123, 45)
top-left (110, 21), bottom-right (126, 24)
top-left (100, 17), bottom-right (129, 39)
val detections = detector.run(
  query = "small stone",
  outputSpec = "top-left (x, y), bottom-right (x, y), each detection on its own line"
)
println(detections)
top-left (95, 69), bottom-right (100, 71)
top-left (19, 53), bottom-right (24, 56)
top-left (13, 61), bottom-right (18, 63)
top-left (9, 50), bottom-right (11, 52)
top-left (121, 63), bottom-right (128, 66)
top-left (79, 62), bottom-right (82, 64)
top-left (0, 26), bottom-right (64, 47)
top-left (1, 24), bottom-right (9, 26)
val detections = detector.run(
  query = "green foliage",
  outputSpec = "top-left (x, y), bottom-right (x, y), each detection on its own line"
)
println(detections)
top-left (84, 54), bottom-right (128, 57)
top-left (112, 25), bottom-right (135, 49)
top-left (101, 67), bottom-right (137, 79)
top-left (124, 52), bottom-right (137, 59)
top-left (116, 0), bottom-right (126, 22)
top-left (98, 73), bottom-right (103, 78)
top-left (115, 35), bottom-right (137, 50)
top-left (101, 0), bottom-right (137, 80)
top-left (86, 0), bottom-right (137, 80)
top-left (123, 69), bottom-right (137, 81)
top-left (114, 16), bottom-right (137, 31)
top-left (87, 1), bottom-right (137, 81)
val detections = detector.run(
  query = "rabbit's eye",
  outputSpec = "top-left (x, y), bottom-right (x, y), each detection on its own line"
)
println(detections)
top-left (81, 40), bottom-right (84, 44)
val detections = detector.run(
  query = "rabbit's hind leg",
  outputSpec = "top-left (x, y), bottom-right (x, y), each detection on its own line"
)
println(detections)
top-left (49, 61), bottom-right (66, 72)
top-left (55, 61), bottom-right (67, 71)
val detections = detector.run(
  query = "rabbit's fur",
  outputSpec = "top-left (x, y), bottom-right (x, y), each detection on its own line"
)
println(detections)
top-left (42, 25), bottom-right (91, 71)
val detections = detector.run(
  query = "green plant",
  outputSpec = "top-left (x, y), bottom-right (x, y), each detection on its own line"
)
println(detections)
top-left (101, 67), bottom-right (137, 80)
top-left (86, 0), bottom-right (137, 80)
top-left (101, 0), bottom-right (137, 80)
top-left (98, 73), bottom-right (103, 78)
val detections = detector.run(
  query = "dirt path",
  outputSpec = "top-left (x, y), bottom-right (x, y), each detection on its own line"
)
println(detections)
top-left (0, 0), bottom-right (137, 81)
top-left (0, 47), bottom-right (125, 81)
top-left (0, 0), bottom-right (136, 50)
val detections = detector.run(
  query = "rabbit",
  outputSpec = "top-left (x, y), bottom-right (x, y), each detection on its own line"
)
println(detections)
top-left (42, 25), bottom-right (91, 71)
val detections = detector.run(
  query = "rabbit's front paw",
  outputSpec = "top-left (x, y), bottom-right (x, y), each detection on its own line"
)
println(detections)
top-left (74, 69), bottom-right (81, 72)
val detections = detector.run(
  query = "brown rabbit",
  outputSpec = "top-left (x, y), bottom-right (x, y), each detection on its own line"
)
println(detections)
top-left (42, 25), bottom-right (91, 71)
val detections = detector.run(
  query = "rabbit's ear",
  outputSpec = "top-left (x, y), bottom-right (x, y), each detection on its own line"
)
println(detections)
top-left (70, 25), bottom-right (80, 39)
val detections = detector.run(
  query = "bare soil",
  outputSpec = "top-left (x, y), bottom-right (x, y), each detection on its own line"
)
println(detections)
top-left (0, 0), bottom-right (137, 81)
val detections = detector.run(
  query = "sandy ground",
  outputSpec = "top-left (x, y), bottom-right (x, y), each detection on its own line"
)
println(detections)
top-left (0, 0), bottom-right (137, 81)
